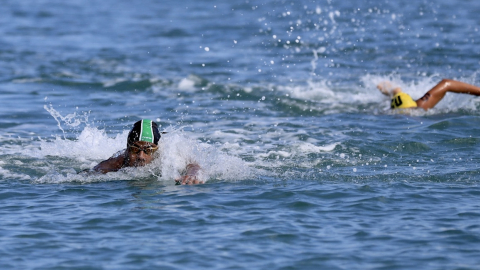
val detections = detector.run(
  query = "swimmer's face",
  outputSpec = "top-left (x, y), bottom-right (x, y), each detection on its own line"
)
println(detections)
top-left (125, 141), bottom-right (158, 167)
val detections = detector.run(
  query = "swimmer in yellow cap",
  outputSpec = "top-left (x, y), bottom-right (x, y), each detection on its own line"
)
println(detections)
top-left (377, 79), bottom-right (480, 110)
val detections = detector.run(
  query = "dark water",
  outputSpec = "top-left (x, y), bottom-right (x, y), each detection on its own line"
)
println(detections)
top-left (1, 0), bottom-right (480, 269)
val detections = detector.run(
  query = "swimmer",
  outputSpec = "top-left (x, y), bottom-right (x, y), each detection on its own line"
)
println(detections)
top-left (377, 79), bottom-right (480, 110)
top-left (91, 119), bottom-right (203, 185)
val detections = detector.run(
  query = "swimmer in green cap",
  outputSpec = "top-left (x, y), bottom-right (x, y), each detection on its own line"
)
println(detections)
top-left (92, 119), bottom-right (203, 185)
top-left (377, 79), bottom-right (480, 110)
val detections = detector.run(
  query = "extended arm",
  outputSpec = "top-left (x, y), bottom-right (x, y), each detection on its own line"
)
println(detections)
top-left (415, 79), bottom-right (480, 110)
top-left (175, 163), bottom-right (203, 185)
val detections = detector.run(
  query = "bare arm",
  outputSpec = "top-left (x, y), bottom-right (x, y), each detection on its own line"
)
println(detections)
top-left (416, 79), bottom-right (480, 110)
top-left (175, 163), bottom-right (203, 185)
top-left (93, 154), bottom-right (125, 174)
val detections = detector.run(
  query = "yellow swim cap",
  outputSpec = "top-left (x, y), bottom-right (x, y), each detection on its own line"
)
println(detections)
top-left (391, 92), bottom-right (417, 109)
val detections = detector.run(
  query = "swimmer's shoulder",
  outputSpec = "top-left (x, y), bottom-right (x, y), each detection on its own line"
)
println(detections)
top-left (92, 150), bottom-right (126, 174)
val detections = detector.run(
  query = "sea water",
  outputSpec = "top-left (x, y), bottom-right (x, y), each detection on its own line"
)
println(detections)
top-left (1, 0), bottom-right (480, 269)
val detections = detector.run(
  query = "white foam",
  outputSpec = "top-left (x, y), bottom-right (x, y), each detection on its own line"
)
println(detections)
top-left (178, 74), bottom-right (205, 91)
top-left (38, 108), bottom-right (254, 183)
top-left (275, 77), bottom-right (386, 114)
top-left (275, 73), bottom-right (480, 114)
top-left (30, 128), bottom-right (254, 184)
top-left (279, 79), bottom-right (331, 100)
top-left (297, 142), bottom-right (339, 153)
top-left (178, 77), bottom-right (196, 90)
top-left (154, 131), bottom-right (254, 182)
top-left (0, 166), bottom-right (31, 181)
top-left (103, 78), bottom-right (127, 88)
top-left (0, 106), bottom-right (253, 184)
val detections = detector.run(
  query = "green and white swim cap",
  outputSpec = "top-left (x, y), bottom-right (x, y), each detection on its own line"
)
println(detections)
top-left (127, 119), bottom-right (161, 146)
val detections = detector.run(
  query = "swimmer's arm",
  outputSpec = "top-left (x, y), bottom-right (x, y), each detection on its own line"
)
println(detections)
top-left (175, 163), bottom-right (204, 185)
top-left (377, 81), bottom-right (402, 96)
top-left (416, 79), bottom-right (480, 110)
top-left (92, 155), bottom-right (125, 174)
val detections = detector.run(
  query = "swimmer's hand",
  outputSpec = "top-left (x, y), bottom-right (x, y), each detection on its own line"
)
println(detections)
top-left (175, 163), bottom-right (204, 185)
top-left (377, 81), bottom-right (402, 96)
top-left (175, 175), bottom-right (204, 185)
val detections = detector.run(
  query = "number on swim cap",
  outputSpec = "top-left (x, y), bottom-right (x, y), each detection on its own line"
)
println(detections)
top-left (391, 95), bottom-right (403, 108)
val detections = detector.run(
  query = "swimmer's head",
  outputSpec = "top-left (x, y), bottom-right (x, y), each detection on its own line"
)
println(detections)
top-left (127, 119), bottom-right (161, 147)
top-left (391, 92), bottom-right (418, 109)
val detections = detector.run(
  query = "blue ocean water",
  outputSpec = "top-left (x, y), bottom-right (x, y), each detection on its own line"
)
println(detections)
top-left (1, 0), bottom-right (480, 269)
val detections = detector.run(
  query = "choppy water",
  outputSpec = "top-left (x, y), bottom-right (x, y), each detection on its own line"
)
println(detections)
top-left (2, 0), bottom-right (480, 269)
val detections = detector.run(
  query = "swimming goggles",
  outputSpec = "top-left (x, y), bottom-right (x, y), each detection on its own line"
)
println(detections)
top-left (129, 144), bottom-right (159, 156)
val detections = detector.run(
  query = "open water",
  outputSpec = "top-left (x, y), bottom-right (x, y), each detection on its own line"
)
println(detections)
top-left (1, 0), bottom-right (480, 269)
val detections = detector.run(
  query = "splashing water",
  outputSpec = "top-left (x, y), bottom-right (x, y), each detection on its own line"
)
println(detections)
top-left (43, 104), bottom-right (90, 139)
top-left (30, 107), bottom-right (255, 184)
